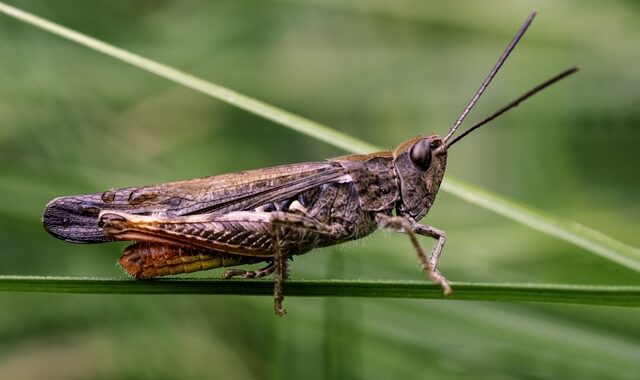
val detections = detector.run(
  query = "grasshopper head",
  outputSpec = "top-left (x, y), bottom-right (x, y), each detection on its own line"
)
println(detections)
top-left (387, 13), bottom-right (579, 221)
top-left (392, 135), bottom-right (447, 220)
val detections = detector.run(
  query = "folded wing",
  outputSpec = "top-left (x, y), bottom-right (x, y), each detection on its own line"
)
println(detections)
top-left (43, 161), bottom-right (347, 243)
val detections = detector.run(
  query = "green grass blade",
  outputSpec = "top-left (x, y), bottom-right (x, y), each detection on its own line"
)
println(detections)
top-left (442, 178), bottom-right (640, 272)
top-left (0, 276), bottom-right (638, 307)
top-left (0, 2), bottom-right (638, 274)
top-left (0, 2), bottom-right (374, 155)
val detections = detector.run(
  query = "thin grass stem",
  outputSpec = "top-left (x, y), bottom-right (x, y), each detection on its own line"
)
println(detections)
top-left (0, 276), bottom-right (638, 307)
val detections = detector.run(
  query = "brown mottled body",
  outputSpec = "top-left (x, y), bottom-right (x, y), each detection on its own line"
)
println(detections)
top-left (45, 136), bottom-right (450, 315)
top-left (42, 12), bottom-right (578, 315)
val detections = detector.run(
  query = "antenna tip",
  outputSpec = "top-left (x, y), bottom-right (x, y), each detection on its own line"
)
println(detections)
top-left (564, 66), bottom-right (581, 76)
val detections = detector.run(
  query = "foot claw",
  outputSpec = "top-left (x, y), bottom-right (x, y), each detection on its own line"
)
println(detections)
top-left (424, 267), bottom-right (452, 296)
top-left (440, 280), bottom-right (452, 296)
top-left (222, 269), bottom-right (250, 279)
top-left (223, 263), bottom-right (275, 280)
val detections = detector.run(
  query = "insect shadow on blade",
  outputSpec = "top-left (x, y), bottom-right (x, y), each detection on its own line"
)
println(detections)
top-left (42, 12), bottom-right (578, 316)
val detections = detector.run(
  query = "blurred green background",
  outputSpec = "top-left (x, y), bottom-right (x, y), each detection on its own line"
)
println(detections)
top-left (1, 0), bottom-right (639, 379)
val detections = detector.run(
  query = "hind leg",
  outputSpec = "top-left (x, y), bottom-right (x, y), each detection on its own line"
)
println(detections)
top-left (222, 262), bottom-right (276, 279)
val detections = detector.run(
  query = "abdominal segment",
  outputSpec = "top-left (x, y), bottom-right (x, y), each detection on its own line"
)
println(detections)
top-left (119, 242), bottom-right (263, 279)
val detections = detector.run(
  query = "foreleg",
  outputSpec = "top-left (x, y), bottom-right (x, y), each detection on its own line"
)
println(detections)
top-left (376, 214), bottom-right (451, 295)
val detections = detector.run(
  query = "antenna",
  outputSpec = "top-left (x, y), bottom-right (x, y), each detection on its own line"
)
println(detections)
top-left (446, 66), bottom-right (579, 147)
top-left (442, 12), bottom-right (537, 143)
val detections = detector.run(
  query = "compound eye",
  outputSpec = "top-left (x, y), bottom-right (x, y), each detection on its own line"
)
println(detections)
top-left (409, 139), bottom-right (432, 171)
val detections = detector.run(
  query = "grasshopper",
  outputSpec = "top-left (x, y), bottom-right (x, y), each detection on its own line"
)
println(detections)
top-left (42, 12), bottom-right (577, 315)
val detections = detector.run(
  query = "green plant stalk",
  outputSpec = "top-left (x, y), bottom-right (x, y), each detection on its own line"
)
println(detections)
top-left (0, 276), bottom-right (638, 307)
top-left (0, 2), bottom-right (638, 273)
top-left (0, 2), bottom-right (373, 155)
top-left (442, 178), bottom-right (640, 272)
